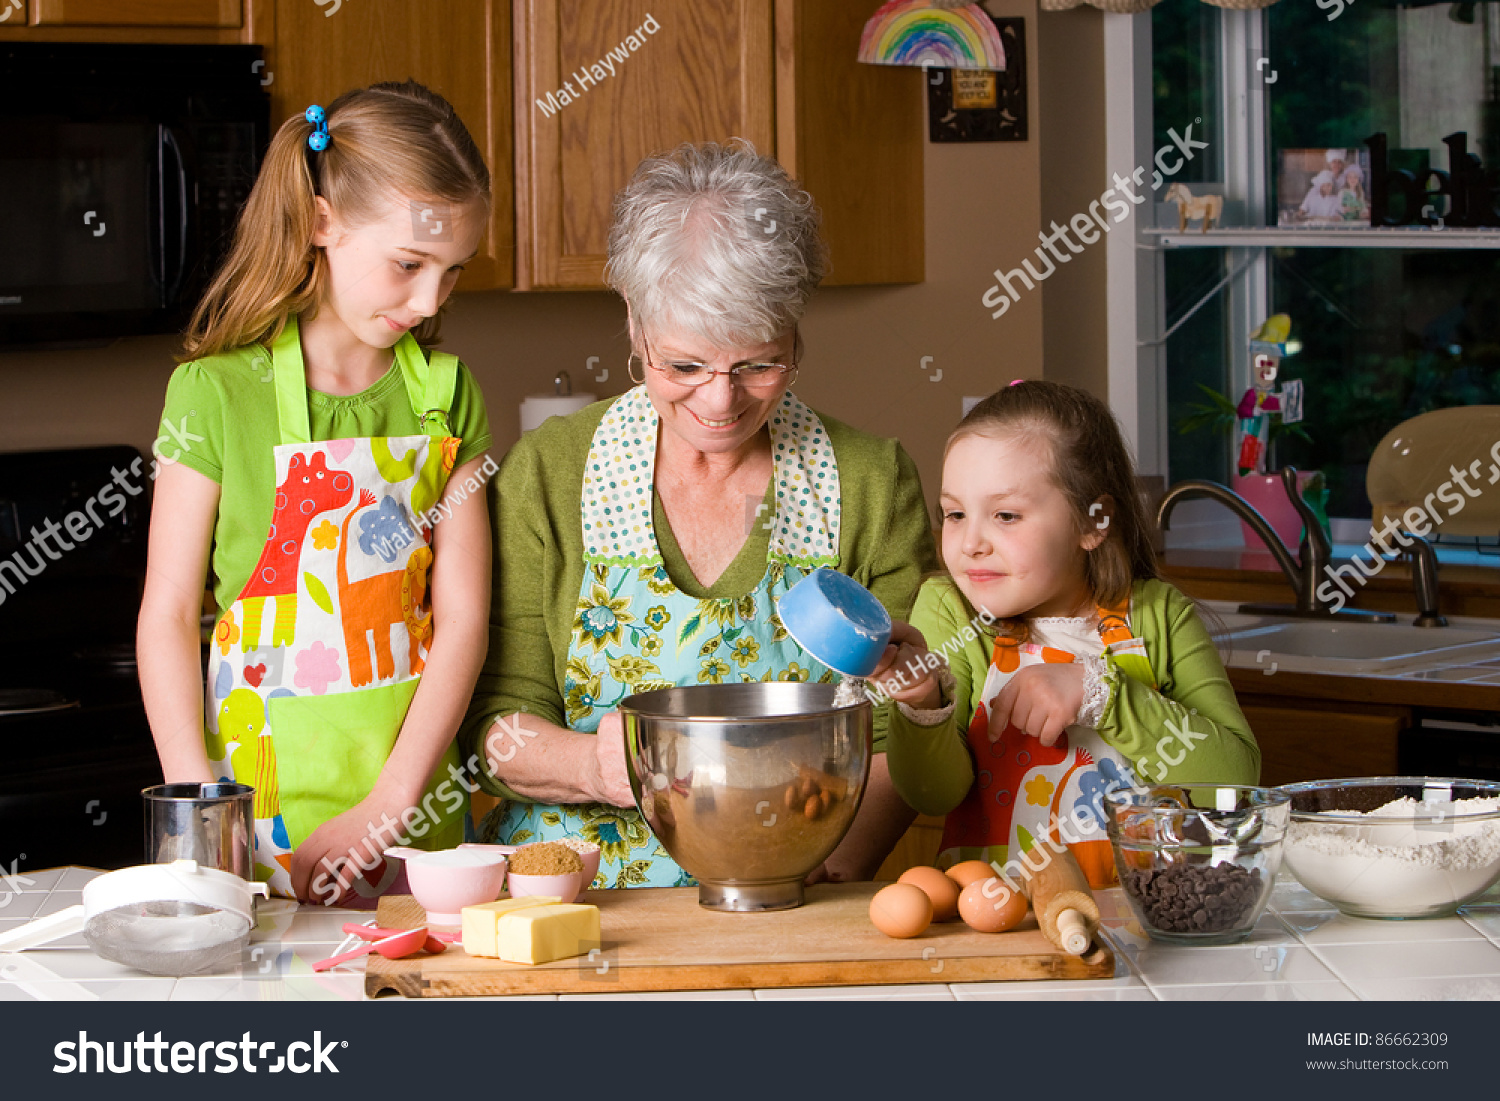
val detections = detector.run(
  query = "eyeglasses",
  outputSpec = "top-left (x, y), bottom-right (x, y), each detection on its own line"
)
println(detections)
top-left (635, 330), bottom-right (799, 390)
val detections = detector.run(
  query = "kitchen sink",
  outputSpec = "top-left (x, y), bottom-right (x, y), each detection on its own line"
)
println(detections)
top-left (1213, 618), bottom-right (1500, 675)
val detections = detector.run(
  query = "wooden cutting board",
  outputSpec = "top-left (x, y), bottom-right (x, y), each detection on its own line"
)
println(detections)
top-left (365, 883), bottom-right (1114, 997)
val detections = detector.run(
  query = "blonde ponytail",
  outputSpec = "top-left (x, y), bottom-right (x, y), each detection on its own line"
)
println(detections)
top-left (181, 81), bottom-right (491, 362)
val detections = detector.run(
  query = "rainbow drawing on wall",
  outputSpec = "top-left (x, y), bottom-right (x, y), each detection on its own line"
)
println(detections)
top-left (858, 1), bottom-right (1007, 72)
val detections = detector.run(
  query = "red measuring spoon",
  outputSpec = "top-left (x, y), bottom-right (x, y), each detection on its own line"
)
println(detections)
top-left (342, 922), bottom-right (447, 955)
top-left (312, 927), bottom-right (429, 972)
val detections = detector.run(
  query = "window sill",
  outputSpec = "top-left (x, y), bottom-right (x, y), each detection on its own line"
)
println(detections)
top-left (1143, 227), bottom-right (1500, 250)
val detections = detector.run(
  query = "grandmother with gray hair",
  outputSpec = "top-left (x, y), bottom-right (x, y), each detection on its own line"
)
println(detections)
top-left (460, 142), bottom-right (935, 888)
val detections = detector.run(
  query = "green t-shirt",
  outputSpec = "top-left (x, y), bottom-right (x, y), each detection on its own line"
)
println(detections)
top-left (459, 397), bottom-right (939, 801)
top-left (159, 339), bottom-right (493, 617)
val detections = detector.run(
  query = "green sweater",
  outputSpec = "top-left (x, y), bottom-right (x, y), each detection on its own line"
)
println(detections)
top-left (886, 576), bottom-right (1260, 817)
top-left (459, 398), bottom-right (938, 801)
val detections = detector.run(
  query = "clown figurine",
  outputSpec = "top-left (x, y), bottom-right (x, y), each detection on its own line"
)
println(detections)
top-left (1236, 314), bottom-right (1301, 476)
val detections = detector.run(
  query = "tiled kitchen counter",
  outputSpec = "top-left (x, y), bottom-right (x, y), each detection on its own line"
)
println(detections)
top-left (4, 867), bottom-right (1499, 1002)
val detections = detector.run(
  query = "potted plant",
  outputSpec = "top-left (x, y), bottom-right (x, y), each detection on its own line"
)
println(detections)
top-left (1178, 382), bottom-right (1330, 552)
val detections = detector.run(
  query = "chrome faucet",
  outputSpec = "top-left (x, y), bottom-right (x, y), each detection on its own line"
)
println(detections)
top-left (1156, 467), bottom-right (1394, 622)
top-left (1385, 534), bottom-right (1447, 628)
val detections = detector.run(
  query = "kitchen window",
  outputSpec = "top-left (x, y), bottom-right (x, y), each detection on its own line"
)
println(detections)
top-left (1137, 0), bottom-right (1500, 542)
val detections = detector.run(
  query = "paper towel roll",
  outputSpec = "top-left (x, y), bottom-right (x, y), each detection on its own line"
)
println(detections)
top-left (520, 393), bottom-right (595, 434)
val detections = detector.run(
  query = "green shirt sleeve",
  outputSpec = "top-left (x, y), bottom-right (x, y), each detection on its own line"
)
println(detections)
top-left (448, 362), bottom-right (494, 470)
top-left (885, 577), bottom-right (985, 816)
top-left (1100, 580), bottom-right (1261, 786)
top-left (160, 359), bottom-right (228, 484)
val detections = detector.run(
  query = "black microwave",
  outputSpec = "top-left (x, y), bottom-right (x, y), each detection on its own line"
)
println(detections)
top-left (0, 43), bottom-right (270, 346)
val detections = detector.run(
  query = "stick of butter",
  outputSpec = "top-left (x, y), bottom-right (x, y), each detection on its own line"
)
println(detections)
top-left (494, 903), bottom-right (601, 965)
top-left (461, 896), bottom-right (562, 958)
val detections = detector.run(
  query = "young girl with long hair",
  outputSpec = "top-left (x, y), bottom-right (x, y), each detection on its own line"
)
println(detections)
top-left (138, 82), bottom-right (494, 903)
top-left (879, 381), bottom-right (1259, 887)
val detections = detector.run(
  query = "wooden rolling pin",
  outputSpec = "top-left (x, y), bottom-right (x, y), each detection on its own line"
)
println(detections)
top-left (1027, 848), bottom-right (1100, 955)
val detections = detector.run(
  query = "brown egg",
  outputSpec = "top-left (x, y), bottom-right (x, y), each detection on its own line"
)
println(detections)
top-left (958, 877), bottom-right (1029, 933)
top-left (784, 784), bottom-right (798, 809)
top-left (946, 859), bottom-right (999, 890)
top-left (897, 866), bottom-right (961, 922)
top-left (804, 794), bottom-right (823, 820)
top-left (869, 883), bottom-right (933, 939)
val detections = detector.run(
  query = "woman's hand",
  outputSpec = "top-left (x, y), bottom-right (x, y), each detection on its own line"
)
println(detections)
top-left (867, 620), bottom-right (941, 707)
top-left (988, 663), bottom-right (1085, 747)
top-left (584, 711), bottom-right (635, 807)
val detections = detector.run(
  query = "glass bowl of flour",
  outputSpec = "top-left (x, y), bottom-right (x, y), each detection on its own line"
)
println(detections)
top-left (1279, 778), bottom-right (1500, 919)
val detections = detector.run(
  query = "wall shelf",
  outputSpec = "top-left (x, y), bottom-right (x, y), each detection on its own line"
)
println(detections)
top-left (1142, 226), bottom-right (1500, 250)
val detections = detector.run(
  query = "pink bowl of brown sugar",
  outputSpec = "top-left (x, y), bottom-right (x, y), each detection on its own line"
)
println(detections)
top-left (506, 842), bottom-right (586, 903)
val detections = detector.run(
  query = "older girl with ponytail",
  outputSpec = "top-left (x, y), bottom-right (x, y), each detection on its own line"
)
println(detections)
top-left (138, 82), bottom-right (496, 904)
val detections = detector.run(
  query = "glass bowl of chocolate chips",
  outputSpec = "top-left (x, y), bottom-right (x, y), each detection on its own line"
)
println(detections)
top-left (1105, 784), bottom-right (1290, 945)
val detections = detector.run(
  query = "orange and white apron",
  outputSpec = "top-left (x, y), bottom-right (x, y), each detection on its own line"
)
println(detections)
top-left (937, 600), bottom-right (1156, 889)
top-left (202, 316), bottom-right (466, 898)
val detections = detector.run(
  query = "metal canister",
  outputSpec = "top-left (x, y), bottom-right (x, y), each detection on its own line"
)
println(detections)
top-left (142, 782), bottom-right (254, 881)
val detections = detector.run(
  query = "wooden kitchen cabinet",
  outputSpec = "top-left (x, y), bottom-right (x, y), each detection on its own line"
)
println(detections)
top-left (1240, 697), bottom-right (1410, 787)
top-left (266, 0), bottom-right (515, 291)
top-left (513, 0), bottom-right (923, 290)
top-left (31, 0), bottom-right (240, 26)
top-left (0, 0), bottom-right (251, 40)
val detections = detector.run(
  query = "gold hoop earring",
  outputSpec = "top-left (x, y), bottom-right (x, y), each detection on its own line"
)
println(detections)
top-left (627, 352), bottom-right (645, 385)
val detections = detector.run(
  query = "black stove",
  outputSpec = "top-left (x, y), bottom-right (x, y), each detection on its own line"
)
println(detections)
top-left (0, 445), bottom-right (164, 872)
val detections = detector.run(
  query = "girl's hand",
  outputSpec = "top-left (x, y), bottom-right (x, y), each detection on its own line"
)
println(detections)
top-left (988, 663), bottom-right (1085, 747)
top-left (585, 711), bottom-right (634, 807)
top-left (292, 795), bottom-right (402, 905)
top-left (867, 620), bottom-right (941, 707)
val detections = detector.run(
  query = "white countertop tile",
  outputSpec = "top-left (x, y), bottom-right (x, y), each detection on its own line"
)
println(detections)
top-left (0, 894), bottom-right (53, 921)
top-left (949, 975), bottom-right (1148, 995)
top-left (265, 909), bottom-right (375, 945)
top-left (1150, 981), bottom-right (1357, 1001)
top-left (754, 984), bottom-right (955, 1000)
top-left (1, 948), bottom-right (167, 982)
top-left (0, 976), bottom-right (177, 1001)
top-left (1312, 940), bottom-right (1500, 984)
top-left (34, 892), bottom-right (83, 917)
top-left (1107, 936), bottom-right (1341, 987)
top-left (1342, 974), bottom-right (1500, 1000)
top-left (170, 973), bottom-right (366, 1001)
top-left (3, 869), bottom-right (1500, 1000)
top-left (2, 868), bottom-right (66, 893)
top-left (1279, 912), bottom-right (1486, 945)
top-left (558, 989), bottom-right (756, 1001)
top-left (52, 869), bottom-right (105, 891)
top-left (963, 986), bottom-right (1157, 1001)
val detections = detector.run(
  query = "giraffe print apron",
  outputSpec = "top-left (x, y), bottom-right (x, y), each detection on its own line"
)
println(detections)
top-left (203, 316), bottom-right (466, 898)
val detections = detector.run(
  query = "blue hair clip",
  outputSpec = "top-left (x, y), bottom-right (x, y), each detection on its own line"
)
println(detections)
top-left (305, 105), bottom-right (329, 152)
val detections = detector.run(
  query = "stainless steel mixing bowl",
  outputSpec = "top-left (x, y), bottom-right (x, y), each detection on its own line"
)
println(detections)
top-left (620, 682), bottom-right (872, 911)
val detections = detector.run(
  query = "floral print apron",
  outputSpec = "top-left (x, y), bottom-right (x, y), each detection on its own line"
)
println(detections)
top-left (489, 385), bottom-right (845, 888)
top-left (937, 600), bottom-right (1157, 890)
top-left (204, 316), bottom-right (466, 898)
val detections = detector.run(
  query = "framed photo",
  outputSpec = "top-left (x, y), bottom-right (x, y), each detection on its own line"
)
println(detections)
top-left (926, 17), bottom-right (1026, 143)
top-left (1276, 148), bottom-right (1371, 226)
